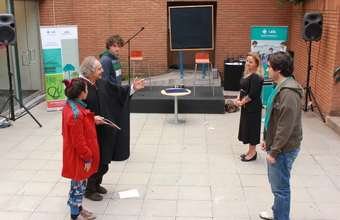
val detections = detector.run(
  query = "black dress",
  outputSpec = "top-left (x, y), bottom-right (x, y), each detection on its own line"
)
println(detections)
top-left (238, 73), bottom-right (263, 145)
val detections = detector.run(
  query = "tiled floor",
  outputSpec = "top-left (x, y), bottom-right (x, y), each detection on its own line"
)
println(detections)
top-left (0, 97), bottom-right (339, 220)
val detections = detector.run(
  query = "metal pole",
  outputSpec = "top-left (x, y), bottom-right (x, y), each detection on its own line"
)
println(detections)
top-left (304, 41), bottom-right (312, 111)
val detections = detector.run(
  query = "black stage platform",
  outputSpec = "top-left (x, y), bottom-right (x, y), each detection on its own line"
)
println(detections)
top-left (130, 86), bottom-right (225, 114)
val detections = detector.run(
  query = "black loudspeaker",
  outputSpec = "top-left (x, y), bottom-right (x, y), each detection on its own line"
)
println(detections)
top-left (0, 14), bottom-right (17, 45)
top-left (302, 12), bottom-right (323, 41)
top-left (288, 50), bottom-right (294, 58)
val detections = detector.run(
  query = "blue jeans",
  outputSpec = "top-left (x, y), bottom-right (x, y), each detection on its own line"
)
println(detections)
top-left (267, 148), bottom-right (300, 220)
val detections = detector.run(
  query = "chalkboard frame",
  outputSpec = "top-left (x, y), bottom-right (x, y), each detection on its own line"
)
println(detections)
top-left (169, 5), bottom-right (214, 51)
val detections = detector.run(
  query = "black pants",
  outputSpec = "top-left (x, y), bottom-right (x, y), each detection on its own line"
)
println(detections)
top-left (88, 163), bottom-right (109, 180)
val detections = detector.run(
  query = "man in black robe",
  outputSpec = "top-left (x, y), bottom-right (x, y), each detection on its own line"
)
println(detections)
top-left (79, 56), bottom-right (146, 201)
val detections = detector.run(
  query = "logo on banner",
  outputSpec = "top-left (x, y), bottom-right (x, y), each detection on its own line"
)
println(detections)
top-left (61, 30), bottom-right (73, 36)
top-left (262, 29), bottom-right (277, 36)
top-left (44, 30), bottom-right (57, 36)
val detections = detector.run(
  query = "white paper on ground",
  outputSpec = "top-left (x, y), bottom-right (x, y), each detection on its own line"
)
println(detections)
top-left (118, 189), bottom-right (140, 199)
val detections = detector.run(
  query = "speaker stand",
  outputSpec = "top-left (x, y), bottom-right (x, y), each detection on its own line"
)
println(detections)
top-left (302, 41), bottom-right (325, 123)
top-left (0, 45), bottom-right (42, 127)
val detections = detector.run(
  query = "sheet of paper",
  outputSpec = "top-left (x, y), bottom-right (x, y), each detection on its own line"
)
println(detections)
top-left (118, 189), bottom-right (140, 199)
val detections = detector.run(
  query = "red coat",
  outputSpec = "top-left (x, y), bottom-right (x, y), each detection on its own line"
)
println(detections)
top-left (61, 102), bottom-right (100, 181)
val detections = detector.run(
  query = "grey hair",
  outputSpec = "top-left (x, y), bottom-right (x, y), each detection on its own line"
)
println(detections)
top-left (80, 56), bottom-right (97, 77)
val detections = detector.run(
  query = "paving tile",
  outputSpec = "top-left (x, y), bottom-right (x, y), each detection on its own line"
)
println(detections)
top-left (177, 200), bottom-right (212, 217)
top-left (2, 195), bottom-right (43, 212)
top-left (178, 185), bottom-right (211, 200)
top-left (144, 185), bottom-right (178, 200)
top-left (140, 199), bottom-right (177, 217)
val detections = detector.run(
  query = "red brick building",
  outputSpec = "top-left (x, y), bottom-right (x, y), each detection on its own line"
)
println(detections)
top-left (38, 0), bottom-right (340, 117)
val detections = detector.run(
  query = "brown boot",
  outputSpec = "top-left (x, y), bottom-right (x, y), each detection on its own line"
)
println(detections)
top-left (84, 179), bottom-right (103, 201)
top-left (95, 176), bottom-right (107, 194)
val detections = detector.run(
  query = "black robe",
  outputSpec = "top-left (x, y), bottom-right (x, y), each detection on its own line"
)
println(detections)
top-left (84, 78), bottom-right (131, 164)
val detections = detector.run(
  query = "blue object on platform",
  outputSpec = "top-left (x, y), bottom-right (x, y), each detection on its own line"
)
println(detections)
top-left (201, 50), bottom-right (206, 78)
top-left (164, 89), bottom-right (188, 93)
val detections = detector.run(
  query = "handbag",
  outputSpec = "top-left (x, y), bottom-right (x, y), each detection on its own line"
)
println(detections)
top-left (225, 100), bottom-right (239, 113)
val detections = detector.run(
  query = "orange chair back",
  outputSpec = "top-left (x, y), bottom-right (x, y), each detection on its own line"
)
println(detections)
top-left (130, 51), bottom-right (143, 61)
top-left (195, 53), bottom-right (210, 64)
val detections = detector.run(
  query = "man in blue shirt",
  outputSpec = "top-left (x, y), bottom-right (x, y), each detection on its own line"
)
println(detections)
top-left (99, 35), bottom-right (124, 85)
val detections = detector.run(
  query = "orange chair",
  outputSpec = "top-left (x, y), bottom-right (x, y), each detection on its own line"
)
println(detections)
top-left (130, 51), bottom-right (152, 90)
top-left (193, 53), bottom-right (214, 96)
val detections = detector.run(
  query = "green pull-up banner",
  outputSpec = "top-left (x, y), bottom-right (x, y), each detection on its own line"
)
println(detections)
top-left (40, 25), bottom-right (79, 111)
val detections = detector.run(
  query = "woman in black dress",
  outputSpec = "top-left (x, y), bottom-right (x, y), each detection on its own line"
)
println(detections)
top-left (235, 52), bottom-right (264, 161)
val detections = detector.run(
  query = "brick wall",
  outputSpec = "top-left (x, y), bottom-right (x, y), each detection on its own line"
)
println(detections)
top-left (38, 0), bottom-right (293, 73)
top-left (291, 0), bottom-right (340, 117)
top-left (38, 0), bottom-right (340, 116)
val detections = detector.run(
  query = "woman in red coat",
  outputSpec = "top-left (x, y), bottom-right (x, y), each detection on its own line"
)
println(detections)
top-left (61, 78), bottom-right (101, 220)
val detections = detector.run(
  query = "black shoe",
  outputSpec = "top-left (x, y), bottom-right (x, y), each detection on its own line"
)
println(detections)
top-left (240, 154), bottom-right (247, 158)
top-left (96, 185), bottom-right (107, 194)
top-left (84, 192), bottom-right (103, 201)
top-left (241, 152), bottom-right (257, 162)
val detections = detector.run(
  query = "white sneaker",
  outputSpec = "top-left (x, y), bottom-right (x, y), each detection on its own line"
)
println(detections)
top-left (80, 208), bottom-right (97, 219)
top-left (259, 211), bottom-right (274, 220)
